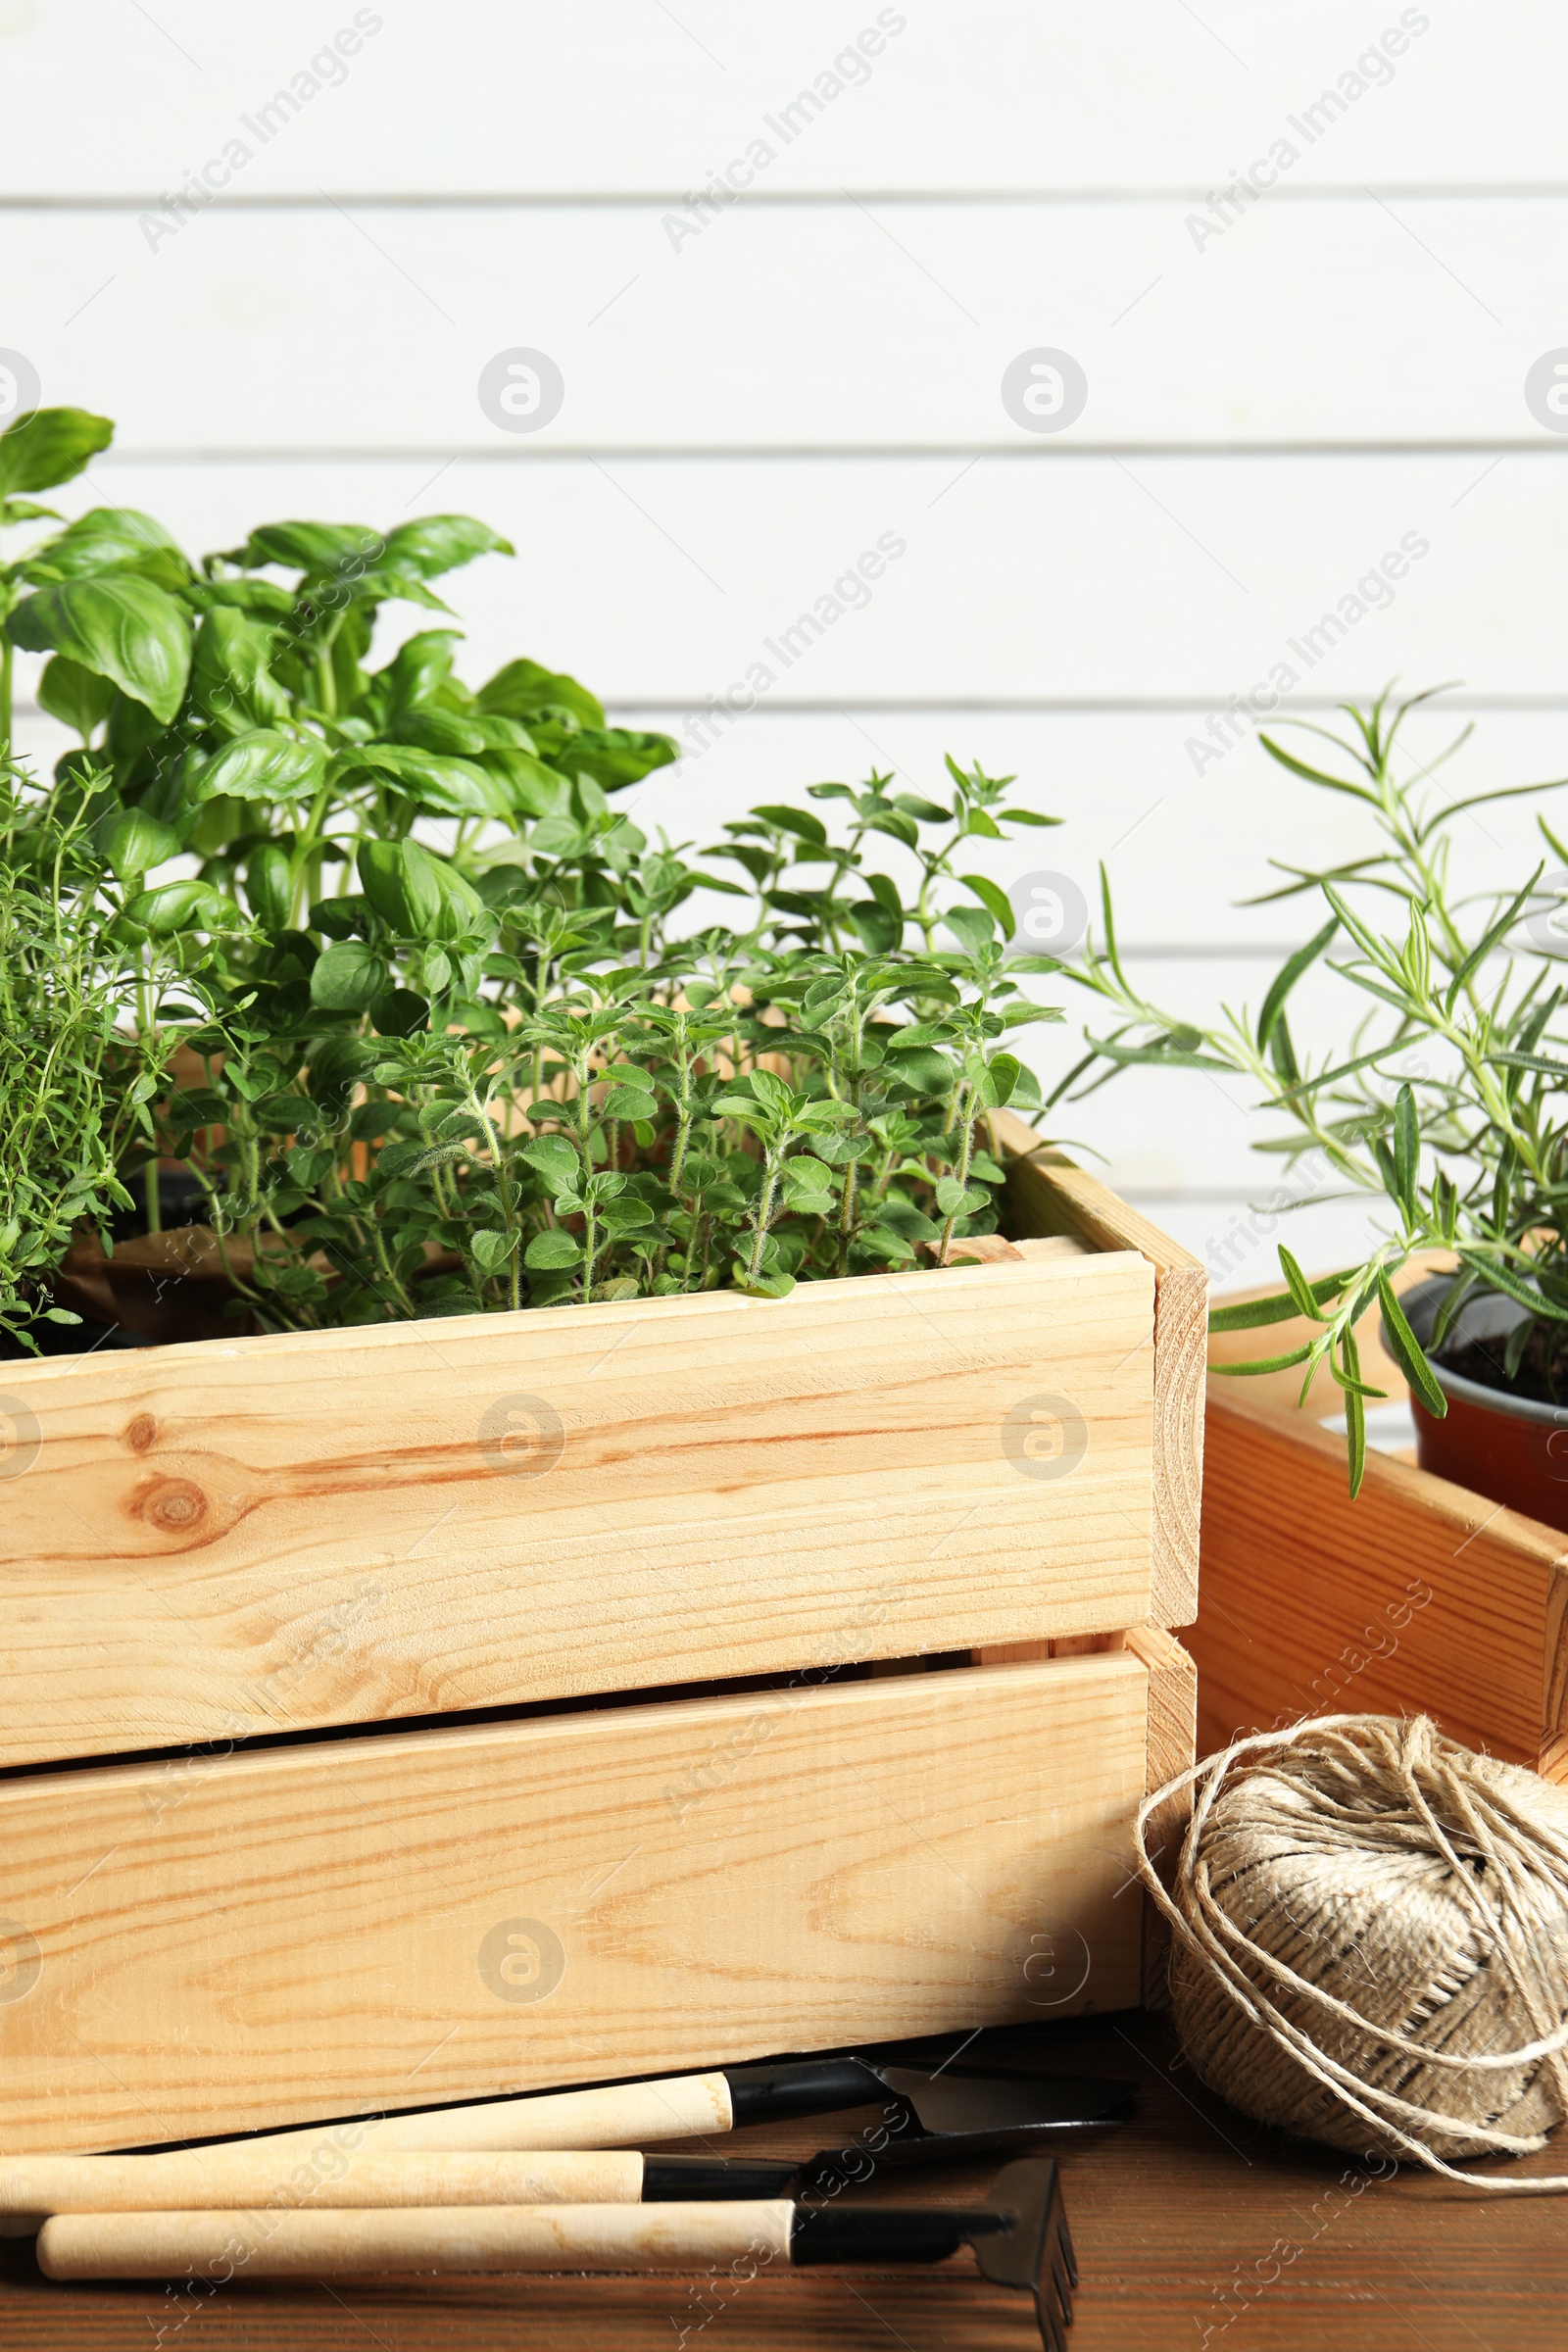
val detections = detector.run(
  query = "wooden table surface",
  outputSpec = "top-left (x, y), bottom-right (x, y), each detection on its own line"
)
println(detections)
top-left (2, 2014), bottom-right (1563, 2350)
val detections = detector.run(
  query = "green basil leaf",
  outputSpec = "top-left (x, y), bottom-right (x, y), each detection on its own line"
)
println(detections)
top-left (310, 940), bottom-right (388, 1012)
top-left (550, 725), bottom-right (677, 790)
top-left (194, 728), bottom-right (328, 805)
top-left (230, 520), bottom-right (378, 575)
top-left (380, 514), bottom-right (514, 578)
top-left (373, 627), bottom-right (462, 711)
top-left (122, 879), bottom-right (246, 938)
top-left (8, 574), bottom-right (191, 722)
top-left (474, 657), bottom-right (604, 728)
top-left (245, 843), bottom-right (295, 930)
top-left (0, 405), bottom-right (113, 496)
top-left (484, 746), bottom-right (572, 818)
top-left (892, 793), bottom-right (952, 823)
top-left (389, 708), bottom-right (489, 757)
top-left (190, 606), bottom-right (287, 732)
top-left (358, 837), bottom-right (483, 941)
top-left (37, 654), bottom-right (115, 738)
top-left (348, 742), bottom-right (509, 818)
top-left (94, 807), bottom-right (180, 878)
top-left (20, 507), bottom-right (187, 589)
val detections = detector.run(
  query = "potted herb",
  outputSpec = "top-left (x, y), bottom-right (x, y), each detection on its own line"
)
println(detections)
top-left (1057, 685), bottom-right (1568, 1530)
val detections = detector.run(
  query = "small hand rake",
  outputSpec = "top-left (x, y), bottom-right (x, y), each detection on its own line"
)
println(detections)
top-left (37, 2156), bottom-right (1079, 2349)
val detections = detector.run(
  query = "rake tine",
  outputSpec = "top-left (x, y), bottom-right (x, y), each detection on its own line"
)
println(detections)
top-left (1034, 2272), bottom-right (1068, 2352)
top-left (1050, 2223), bottom-right (1074, 2326)
top-left (1055, 2193), bottom-right (1079, 2297)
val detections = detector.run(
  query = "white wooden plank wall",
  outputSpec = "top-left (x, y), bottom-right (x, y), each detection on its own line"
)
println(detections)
top-left (6, 0), bottom-right (1567, 1290)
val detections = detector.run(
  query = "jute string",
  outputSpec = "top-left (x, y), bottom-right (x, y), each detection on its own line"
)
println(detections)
top-left (1134, 1713), bottom-right (1568, 2189)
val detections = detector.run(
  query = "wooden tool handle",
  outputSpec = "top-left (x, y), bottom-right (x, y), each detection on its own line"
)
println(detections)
top-left (0, 2148), bottom-right (643, 2220)
top-left (370, 2073), bottom-right (734, 2151)
top-left (37, 2199), bottom-right (798, 2280)
top-left (121, 2071), bottom-right (735, 2172)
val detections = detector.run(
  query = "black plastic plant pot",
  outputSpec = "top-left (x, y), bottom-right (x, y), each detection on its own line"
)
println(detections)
top-left (1388, 1274), bottom-right (1568, 1534)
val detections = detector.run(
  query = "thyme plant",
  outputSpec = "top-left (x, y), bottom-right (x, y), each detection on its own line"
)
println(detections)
top-left (0, 761), bottom-right (170, 1345)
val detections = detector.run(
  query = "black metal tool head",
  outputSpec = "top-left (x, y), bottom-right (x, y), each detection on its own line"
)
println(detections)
top-left (969, 2157), bottom-right (1077, 2352)
top-left (722, 2056), bottom-right (1131, 2190)
top-left (786, 2155), bottom-right (1077, 2351)
top-left (792, 2059), bottom-right (1133, 2185)
top-left (878, 2063), bottom-right (1133, 2145)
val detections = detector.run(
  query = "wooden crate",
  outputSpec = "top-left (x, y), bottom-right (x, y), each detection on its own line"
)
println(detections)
top-left (0, 1126), bottom-right (1201, 2147)
top-left (1193, 1270), bottom-right (1568, 1778)
top-left (0, 1113), bottom-right (1202, 1768)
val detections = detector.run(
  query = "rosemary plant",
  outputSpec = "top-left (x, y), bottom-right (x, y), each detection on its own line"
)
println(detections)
top-left (1054, 686), bottom-right (1568, 1492)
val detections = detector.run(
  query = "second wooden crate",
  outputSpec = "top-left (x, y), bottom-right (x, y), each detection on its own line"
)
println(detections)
top-left (1195, 1265), bottom-right (1568, 1777)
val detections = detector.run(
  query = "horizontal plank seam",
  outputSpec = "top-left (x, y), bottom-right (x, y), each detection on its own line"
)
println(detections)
top-left (77, 442), bottom-right (1568, 464)
top-left (15, 184), bottom-right (1568, 209)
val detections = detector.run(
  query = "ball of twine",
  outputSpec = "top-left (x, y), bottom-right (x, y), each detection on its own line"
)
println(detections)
top-left (1135, 1713), bottom-right (1568, 2189)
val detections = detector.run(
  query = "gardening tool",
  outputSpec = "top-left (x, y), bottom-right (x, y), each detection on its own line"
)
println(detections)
top-left (36, 2156), bottom-right (1079, 2350)
top-left (0, 2119), bottom-right (1106, 2220)
top-left (60, 2054), bottom-right (1134, 2169)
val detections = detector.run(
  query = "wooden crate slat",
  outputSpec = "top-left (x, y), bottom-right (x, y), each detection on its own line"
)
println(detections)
top-left (0, 1251), bottom-right (1155, 1766)
top-left (1194, 1382), bottom-right (1568, 1775)
top-left (0, 1652), bottom-right (1153, 2154)
top-left (995, 1111), bottom-right (1205, 1628)
top-left (1124, 1621), bottom-right (1198, 2010)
